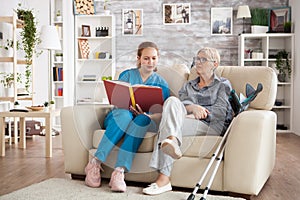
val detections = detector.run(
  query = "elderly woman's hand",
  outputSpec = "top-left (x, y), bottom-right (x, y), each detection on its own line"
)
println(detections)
top-left (186, 104), bottom-right (210, 120)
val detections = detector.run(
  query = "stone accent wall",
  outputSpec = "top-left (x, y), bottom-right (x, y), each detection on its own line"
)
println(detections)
top-left (95, 0), bottom-right (289, 69)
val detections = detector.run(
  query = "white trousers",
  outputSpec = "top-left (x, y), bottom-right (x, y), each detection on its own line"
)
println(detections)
top-left (149, 96), bottom-right (214, 176)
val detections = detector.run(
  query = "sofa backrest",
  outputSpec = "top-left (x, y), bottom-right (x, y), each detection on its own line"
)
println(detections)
top-left (156, 64), bottom-right (190, 96)
top-left (117, 65), bottom-right (277, 111)
top-left (188, 66), bottom-right (277, 110)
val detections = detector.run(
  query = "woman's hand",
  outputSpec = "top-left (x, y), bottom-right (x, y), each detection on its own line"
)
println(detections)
top-left (186, 104), bottom-right (210, 120)
top-left (130, 104), bottom-right (162, 124)
top-left (130, 104), bottom-right (146, 116)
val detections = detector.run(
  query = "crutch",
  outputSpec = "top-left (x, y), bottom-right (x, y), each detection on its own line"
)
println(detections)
top-left (187, 83), bottom-right (263, 200)
top-left (186, 117), bottom-right (235, 200)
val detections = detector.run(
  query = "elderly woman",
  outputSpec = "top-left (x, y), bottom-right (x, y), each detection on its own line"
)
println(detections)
top-left (143, 47), bottom-right (233, 195)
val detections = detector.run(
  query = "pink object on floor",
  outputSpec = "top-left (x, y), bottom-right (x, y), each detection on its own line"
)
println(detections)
top-left (84, 158), bottom-right (101, 188)
top-left (109, 167), bottom-right (127, 192)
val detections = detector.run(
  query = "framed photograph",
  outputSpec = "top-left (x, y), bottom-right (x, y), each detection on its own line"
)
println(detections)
top-left (163, 3), bottom-right (191, 25)
top-left (211, 7), bottom-right (232, 35)
top-left (122, 9), bottom-right (143, 36)
top-left (73, 0), bottom-right (95, 15)
top-left (81, 25), bottom-right (91, 37)
top-left (78, 39), bottom-right (90, 59)
top-left (269, 7), bottom-right (291, 33)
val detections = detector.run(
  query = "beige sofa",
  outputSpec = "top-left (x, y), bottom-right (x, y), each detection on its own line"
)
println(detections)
top-left (61, 65), bottom-right (277, 196)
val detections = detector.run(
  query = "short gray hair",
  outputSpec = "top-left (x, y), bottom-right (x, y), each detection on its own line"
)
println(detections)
top-left (197, 47), bottom-right (220, 64)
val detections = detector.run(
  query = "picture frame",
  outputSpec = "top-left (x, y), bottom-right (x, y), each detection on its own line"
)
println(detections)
top-left (122, 9), bottom-right (143, 36)
top-left (73, 0), bottom-right (95, 15)
top-left (269, 6), bottom-right (291, 33)
top-left (78, 39), bottom-right (90, 59)
top-left (211, 7), bottom-right (232, 35)
top-left (81, 25), bottom-right (91, 37)
top-left (163, 3), bottom-right (191, 25)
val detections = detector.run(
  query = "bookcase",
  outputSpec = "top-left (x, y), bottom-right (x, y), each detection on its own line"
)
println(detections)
top-left (74, 15), bottom-right (115, 104)
top-left (238, 33), bottom-right (294, 133)
top-left (0, 14), bottom-right (34, 143)
top-left (50, 0), bottom-right (64, 110)
top-left (49, 0), bottom-right (65, 127)
top-left (0, 14), bottom-right (33, 104)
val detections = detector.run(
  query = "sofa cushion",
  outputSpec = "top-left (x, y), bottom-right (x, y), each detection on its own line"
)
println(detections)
top-left (93, 129), bottom-right (157, 153)
top-left (188, 66), bottom-right (277, 110)
top-left (93, 129), bottom-right (221, 158)
top-left (181, 135), bottom-right (222, 158)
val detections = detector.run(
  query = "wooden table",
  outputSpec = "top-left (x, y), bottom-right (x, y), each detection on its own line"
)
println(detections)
top-left (0, 109), bottom-right (60, 157)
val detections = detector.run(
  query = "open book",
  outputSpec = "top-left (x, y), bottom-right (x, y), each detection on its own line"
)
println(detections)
top-left (103, 80), bottom-right (164, 113)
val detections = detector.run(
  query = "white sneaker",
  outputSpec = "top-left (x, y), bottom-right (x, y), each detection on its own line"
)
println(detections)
top-left (143, 182), bottom-right (172, 195)
top-left (161, 138), bottom-right (182, 159)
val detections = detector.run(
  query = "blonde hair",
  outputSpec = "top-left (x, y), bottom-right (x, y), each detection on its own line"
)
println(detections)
top-left (197, 47), bottom-right (220, 65)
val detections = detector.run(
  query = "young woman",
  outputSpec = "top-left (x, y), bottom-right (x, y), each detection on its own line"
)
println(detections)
top-left (143, 47), bottom-right (233, 195)
top-left (84, 41), bottom-right (170, 192)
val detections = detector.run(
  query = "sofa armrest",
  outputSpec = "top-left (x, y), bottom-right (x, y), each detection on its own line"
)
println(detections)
top-left (224, 110), bottom-right (276, 195)
top-left (61, 104), bottom-right (113, 175)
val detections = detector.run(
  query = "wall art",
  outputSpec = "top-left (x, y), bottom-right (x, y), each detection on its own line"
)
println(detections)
top-left (269, 6), bottom-right (291, 33)
top-left (74, 0), bottom-right (95, 15)
top-left (122, 9), bottom-right (143, 36)
top-left (163, 3), bottom-right (191, 25)
top-left (211, 7), bottom-right (232, 35)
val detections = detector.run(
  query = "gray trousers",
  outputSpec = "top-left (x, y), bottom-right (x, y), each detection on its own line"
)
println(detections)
top-left (149, 96), bottom-right (214, 177)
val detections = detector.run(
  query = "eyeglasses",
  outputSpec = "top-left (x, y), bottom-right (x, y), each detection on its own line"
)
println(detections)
top-left (194, 57), bottom-right (214, 64)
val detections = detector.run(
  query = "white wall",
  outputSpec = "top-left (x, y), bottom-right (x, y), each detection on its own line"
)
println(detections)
top-left (290, 0), bottom-right (300, 135)
top-left (0, 0), bottom-right (50, 105)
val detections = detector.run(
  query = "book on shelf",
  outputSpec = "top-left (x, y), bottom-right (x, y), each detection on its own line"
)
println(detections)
top-left (53, 67), bottom-right (63, 81)
top-left (103, 80), bottom-right (164, 113)
top-left (82, 74), bottom-right (96, 81)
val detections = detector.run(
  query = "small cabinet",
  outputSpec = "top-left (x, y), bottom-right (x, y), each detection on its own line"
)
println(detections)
top-left (238, 33), bottom-right (294, 133)
top-left (75, 15), bottom-right (115, 104)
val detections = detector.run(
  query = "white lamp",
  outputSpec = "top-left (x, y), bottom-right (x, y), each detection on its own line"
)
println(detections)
top-left (38, 25), bottom-right (61, 102)
top-left (237, 5), bottom-right (251, 34)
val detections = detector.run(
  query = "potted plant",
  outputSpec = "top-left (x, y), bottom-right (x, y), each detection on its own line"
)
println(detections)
top-left (56, 10), bottom-right (62, 21)
top-left (50, 100), bottom-right (55, 110)
top-left (284, 21), bottom-right (292, 33)
top-left (250, 8), bottom-right (269, 33)
top-left (0, 39), bottom-right (21, 57)
top-left (14, 101), bottom-right (20, 108)
top-left (275, 50), bottom-right (291, 82)
top-left (55, 52), bottom-right (63, 62)
top-left (103, 0), bottom-right (111, 15)
top-left (43, 101), bottom-right (49, 112)
top-left (15, 3), bottom-right (41, 93)
top-left (0, 72), bottom-right (22, 97)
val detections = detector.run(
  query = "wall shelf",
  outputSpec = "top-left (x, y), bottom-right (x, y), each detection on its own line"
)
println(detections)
top-left (239, 33), bottom-right (294, 133)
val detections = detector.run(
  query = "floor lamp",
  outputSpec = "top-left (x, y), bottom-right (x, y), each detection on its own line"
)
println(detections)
top-left (237, 5), bottom-right (251, 34)
top-left (38, 25), bottom-right (61, 103)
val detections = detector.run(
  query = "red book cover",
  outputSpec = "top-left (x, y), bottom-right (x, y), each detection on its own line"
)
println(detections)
top-left (103, 80), bottom-right (164, 113)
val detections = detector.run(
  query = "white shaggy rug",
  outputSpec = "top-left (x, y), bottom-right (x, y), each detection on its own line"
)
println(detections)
top-left (0, 178), bottom-right (245, 200)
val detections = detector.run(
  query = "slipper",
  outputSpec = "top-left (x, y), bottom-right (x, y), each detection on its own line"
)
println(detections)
top-left (161, 138), bottom-right (182, 159)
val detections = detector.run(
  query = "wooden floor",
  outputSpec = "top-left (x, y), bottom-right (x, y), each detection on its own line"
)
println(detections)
top-left (0, 133), bottom-right (300, 199)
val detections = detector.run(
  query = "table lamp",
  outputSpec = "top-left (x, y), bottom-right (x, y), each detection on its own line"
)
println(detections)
top-left (237, 5), bottom-right (251, 34)
top-left (38, 25), bottom-right (61, 102)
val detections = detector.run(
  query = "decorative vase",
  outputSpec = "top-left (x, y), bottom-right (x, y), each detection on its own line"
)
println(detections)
top-left (49, 104), bottom-right (55, 110)
top-left (4, 87), bottom-right (14, 97)
top-left (277, 74), bottom-right (286, 82)
top-left (56, 56), bottom-right (62, 62)
top-left (251, 25), bottom-right (269, 34)
top-left (56, 16), bottom-right (62, 21)
top-left (44, 107), bottom-right (49, 112)
top-left (0, 48), bottom-right (13, 57)
top-left (104, 10), bottom-right (111, 15)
